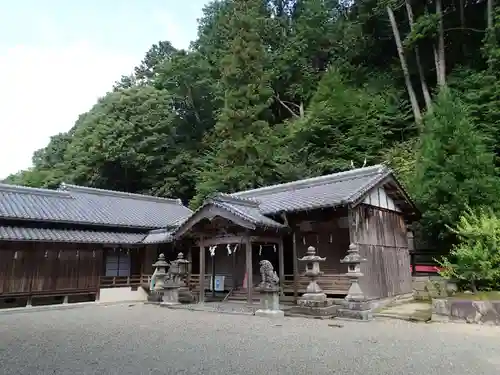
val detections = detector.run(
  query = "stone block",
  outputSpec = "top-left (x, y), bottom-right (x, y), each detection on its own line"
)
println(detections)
top-left (255, 309), bottom-right (285, 319)
top-left (337, 308), bottom-right (372, 321)
top-left (432, 298), bottom-right (500, 325)
top-left (288, 299), bottom-right (339, 318)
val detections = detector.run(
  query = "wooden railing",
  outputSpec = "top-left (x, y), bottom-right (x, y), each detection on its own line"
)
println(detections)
top-left (188, 274), bottom-right (211, 291)
top-left (187, 273), bottom-right (350, 295)
top-left (99, 274), bottom-right (150, 288)
top-left (410, 251), bottom-right (446, 276)
top-left (282, 274), bottom-right (350, 295)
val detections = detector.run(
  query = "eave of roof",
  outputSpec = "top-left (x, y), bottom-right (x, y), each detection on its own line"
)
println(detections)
top-left (0, 226), bottom-right (146, 245)
top-left (142, 228), bottom-right (174, 244)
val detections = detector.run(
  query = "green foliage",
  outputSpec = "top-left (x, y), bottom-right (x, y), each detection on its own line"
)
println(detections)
top-left (287, 68), bottom-right (411, 176)
top-left (412, 89), bottom-right (500, 248)
top-left (383, 138), bottom-right (417, 190)
top-left (403, 13), bottom-right (439, 49)
top-left (438, 207), bottom-right (500, 292)
top-left (5, 0), bottom-right (500, 254)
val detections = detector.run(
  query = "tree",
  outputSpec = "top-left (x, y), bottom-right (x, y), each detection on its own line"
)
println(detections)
top-left (192, 0), bottom-right (280, 206)
top-left (287, 68), bottom-right (411, 176)
top-left (412, 88), bottom-right (500, 248)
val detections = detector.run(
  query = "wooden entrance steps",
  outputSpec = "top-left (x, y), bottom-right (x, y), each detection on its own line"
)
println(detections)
top-left (226, 289), bottom-right (261, 303)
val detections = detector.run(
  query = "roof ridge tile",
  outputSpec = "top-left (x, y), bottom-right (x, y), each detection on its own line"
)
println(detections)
top-left (59, 183), bottom-right (183, 205)
top-left (233, 164), bottom-right (388, 198)
top-left (0, 183), bottom-right (72, 199)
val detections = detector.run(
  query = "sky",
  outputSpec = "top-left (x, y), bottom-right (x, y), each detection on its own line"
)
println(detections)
top-left (0, 0), bottom-right (208, 178)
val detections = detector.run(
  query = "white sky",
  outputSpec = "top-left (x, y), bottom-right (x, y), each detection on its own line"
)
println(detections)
top-left (0, 1), bottom-right (205, 178)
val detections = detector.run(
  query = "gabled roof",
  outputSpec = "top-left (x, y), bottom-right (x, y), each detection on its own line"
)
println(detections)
top-left (0, 182), bottom-right (193, 229)
top-left (173, 193), bottom-right (286, 239)
top-left (231, 164), bottom-right (416, 215)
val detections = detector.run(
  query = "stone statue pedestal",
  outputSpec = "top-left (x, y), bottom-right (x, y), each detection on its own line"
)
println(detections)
top-left (255, 285), bottom-right (284, 319)
top-left (159, 282), bottom-right (181, 306)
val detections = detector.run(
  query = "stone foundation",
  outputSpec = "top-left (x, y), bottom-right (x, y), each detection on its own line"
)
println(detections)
top-left (413, 276), bottom-right (450, 300)
top-left (432, 298), bottom-right (500, 325)
top-left (336, 301), bottom-right (372, 321)
top-left (287, 294), bottom-right (339, 318)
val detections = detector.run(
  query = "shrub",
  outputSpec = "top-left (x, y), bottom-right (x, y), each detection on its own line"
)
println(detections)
top-left (438, 207), bottom-right (500, 292)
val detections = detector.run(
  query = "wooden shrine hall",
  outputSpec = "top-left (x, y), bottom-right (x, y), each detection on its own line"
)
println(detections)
top-left (0, 164), bottom-right (419, 309)
top-left (168, 164), bottom-right (420, 305)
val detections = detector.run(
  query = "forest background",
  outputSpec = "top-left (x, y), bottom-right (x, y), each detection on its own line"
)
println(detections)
top-left (5, 0), bottom-right (500, 252)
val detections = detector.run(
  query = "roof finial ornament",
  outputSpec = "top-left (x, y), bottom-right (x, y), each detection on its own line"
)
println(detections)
top-left (350, 158), bottom-right (367, 170)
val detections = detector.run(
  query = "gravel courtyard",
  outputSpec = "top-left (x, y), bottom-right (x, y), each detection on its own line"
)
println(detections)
top-left (1, 304), bottom-right (499, 375)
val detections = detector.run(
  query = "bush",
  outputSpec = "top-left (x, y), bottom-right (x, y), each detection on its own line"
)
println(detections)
top-left (438, 207), bottom-right (500, 292)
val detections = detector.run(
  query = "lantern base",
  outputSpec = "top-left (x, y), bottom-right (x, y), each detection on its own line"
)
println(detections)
top-left (255, 309), bottom-right (285, 319)
top-left (289, 295), bottom-right (338, 318)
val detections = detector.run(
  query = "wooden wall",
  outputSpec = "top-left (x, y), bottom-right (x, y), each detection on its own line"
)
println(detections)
top-left (0, 242), bottom-right (103, 297)
top-left (352, 204), bottom-right (412, 299)
top-left (289, 208), bottom-right (351, 275)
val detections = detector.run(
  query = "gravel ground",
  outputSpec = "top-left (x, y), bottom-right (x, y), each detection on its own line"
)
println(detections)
top-left (1, 303), bottom-right (499, 375)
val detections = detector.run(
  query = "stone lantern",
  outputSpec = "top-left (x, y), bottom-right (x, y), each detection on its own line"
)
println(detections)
top-left (299, 246), bottom-right (326, 298)
top-left (338, 243), bottom-right (372, 320)
top-left (169, 252), bottom-right (191, 285)
top-left (340, 243), bottom-right (367, 302)
top-left (152, 253), bottom-right (169, 293)
top-left (161, 252), bottom-right (191, 306)
top-left (290, 246), bottom-right (337, 318)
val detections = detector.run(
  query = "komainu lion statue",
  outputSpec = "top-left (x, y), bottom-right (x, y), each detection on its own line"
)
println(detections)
top-left (259, 260), bottom-right (279, 288)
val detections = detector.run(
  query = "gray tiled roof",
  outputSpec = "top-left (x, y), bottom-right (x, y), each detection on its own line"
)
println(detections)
top-left (172, 193), bottom-right (285, 238)
top-left (142, 229), bottom-right (174, 244)
top-left (0, 183), bottom-right (193, 229)
top-left (0, 226), bottom-right (145, 244)
top-left (232, 165), bottom-right (391, 214)
top-left (209, 194), bottom-right (285, 229)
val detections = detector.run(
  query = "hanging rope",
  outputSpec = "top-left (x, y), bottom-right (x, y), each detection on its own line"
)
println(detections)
top-left (273, 244), bottom-right (277, 253)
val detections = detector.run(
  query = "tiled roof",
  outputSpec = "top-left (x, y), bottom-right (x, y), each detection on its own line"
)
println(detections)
top-left (0, 183), bottom-right (193, 229)
top-left (209, 194), bottom-right (285, 229)
top-left (0, 226), bottom-right (145, 244)
top-left (232, 164), bottom-right (392, 214)
top-left (142, 228), bottom-right (174, 244)
top-left (172, 193), bottom-right (285, 238)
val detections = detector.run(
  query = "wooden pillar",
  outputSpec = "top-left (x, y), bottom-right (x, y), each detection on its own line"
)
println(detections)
top-left (199, 238), bottom-right (205, 304)
top-left (245, 235), bottom-right (253, 304)
top-left (278, 237), bottom-right (284, 297)
top-left (211, 251), bottom-right (216, 298)
top-left (187, 246), bottom-right (192, 288)
top-left (292, 231), bottom-right (299, 303)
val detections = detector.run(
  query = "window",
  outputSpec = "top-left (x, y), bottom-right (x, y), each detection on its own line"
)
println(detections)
top-left (105, 250), bottom-right (130, 277)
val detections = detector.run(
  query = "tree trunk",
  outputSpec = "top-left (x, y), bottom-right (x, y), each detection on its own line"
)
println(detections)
top-left (459, 0), bottom-right (467, 56)
top-left (405, 0), bottom-right (433, 112)
top-left (436, 0), bottom-right (446, 87)
top-left (387, 6), bottom-right (422, 124)
top-left (487, 0), bottom-right (494, 30)
top-left (471, 279), bottom-right (478, 294)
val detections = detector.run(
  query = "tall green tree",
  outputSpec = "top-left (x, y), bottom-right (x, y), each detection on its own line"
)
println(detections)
top-left (412, 88), bottom-right (500, 248)
top-left (193, 0), bottom-right (280, 206)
